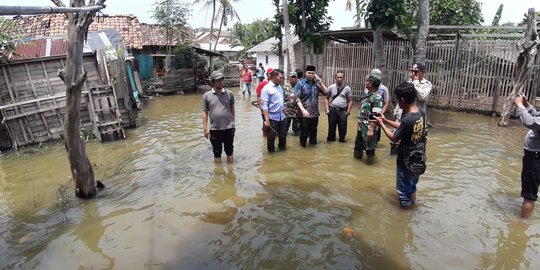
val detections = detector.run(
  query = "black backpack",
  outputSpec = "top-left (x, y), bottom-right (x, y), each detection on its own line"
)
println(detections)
top-left (403, 117), bottom-right (427, 176)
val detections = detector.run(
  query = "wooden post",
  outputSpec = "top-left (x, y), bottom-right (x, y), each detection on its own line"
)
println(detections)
top-left (449, 31), bottom-right (461, 107)
top-left (498, 8), bottom-right (539, 126)
top-left (492, 78), bottom-right (502, 116)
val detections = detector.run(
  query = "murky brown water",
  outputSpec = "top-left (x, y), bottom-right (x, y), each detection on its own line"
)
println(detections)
top-left (1, 88), bottom-right (539, 269)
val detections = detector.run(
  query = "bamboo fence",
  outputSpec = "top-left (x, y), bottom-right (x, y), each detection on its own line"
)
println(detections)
top-left (322, 39), bottom-right (540, 114)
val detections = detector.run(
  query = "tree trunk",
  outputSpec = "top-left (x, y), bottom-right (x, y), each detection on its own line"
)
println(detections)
top-left (373, 30), bottom-right (385, 75)
top-left (208, 0), bottom-right (216, 73)
top-left (499, 8), bottom-right (539, 126)
top-left (165, 26), bottom-right (172, 72)
top-left (301, 0), bottom-right (306, 69)
top-left (213, 10), bottom-right (225, 51)
top-left (413, 0), bottom-right (430, 65)
top-left (282, 0), bottom-right (296, 73)
top-left (60, 0), bottom-right (105, 199)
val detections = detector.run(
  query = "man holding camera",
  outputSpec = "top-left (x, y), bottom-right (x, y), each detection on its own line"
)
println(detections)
top-left (354, 75), bottom-right (383, 164)
top-left (375, 81), bottom-right (426, 208)
top-left (514, 91), bottom-right (540, 219)
top-left (394, 63), bottom-right (432, 121)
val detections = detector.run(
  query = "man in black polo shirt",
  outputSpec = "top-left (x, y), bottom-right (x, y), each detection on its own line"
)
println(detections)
top-left (202, 71), bottom-right (236, 163)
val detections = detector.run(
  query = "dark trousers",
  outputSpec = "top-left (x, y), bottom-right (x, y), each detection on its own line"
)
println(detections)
top-left (299, 117), bottom-right (319, 147)
top-left (209, 128), bottom-right (235, 158)
top-left (286, 117), bottom-right (300, 135)
top-left (327, 107), bottom-right (348, 142)
top-left (522, 150), bottom-right (540, 201)
top-left (267, 119), bottom-right (288, 152)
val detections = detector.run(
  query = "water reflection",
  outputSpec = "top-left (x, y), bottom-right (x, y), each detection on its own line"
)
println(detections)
top-left (1, 92), bottom-right (540, 269)
top-left (200, 166), bottom-right (244, 225)
top-left (494, 221), bottom-right (529, 269)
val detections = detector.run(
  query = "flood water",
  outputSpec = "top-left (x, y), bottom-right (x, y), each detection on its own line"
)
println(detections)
top-left (1, 87), bottom-right (539, 269)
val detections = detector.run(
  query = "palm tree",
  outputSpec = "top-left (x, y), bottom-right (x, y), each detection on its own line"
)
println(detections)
top-left (193, 0), bottom-right (217, 50)
top-left (213, 0), bottom-right (241, 51)
top-left (345, 0), bottom-right (366, 27)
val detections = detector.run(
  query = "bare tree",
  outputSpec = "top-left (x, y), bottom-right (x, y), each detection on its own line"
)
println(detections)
top-left (53, 0), bottom-right (106, 198)
top-left (499, 8), bottom-right (539, 126)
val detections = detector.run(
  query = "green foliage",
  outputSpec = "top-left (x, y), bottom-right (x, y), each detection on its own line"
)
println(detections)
top-left (152, 0), bottom-right (192, 44)
top-left (80, 128), bottom-right (97, 142)
top-left (0, 17), bottom-right (21, 64)
top-left (421, 0), bottom-right (483, 26)
top-left (213, 58), bottom-right (229, 69)
top-left (286, 0), bottom-right (333, 54)
top-left (230, 19), bottom-right (276, 59)
top-left (491, 4), bottom-right (503, 26)
top-left (213, 0), bottom-right (240, 29)
top-left (170, 44), bottom-right (203, 69)
top-left (366, 0), bottom-right (407, 30)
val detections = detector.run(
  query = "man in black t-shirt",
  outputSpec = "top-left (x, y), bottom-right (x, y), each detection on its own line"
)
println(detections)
top-left (374, 81), bottom-right (426, 208)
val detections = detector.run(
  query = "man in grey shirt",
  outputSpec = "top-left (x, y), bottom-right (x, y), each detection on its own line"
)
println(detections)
top-left (515, 92), bottom-right (540, 219)
top-left (202, 71), bottom-right (236, 164)
top-left (324, 70), bottom-right (352, 142)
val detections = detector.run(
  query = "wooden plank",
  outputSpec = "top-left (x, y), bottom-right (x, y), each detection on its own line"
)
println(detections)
top-left (41, 60), bottom-right (65, 131)
top-left (2, 66), bottom-right (17, 103)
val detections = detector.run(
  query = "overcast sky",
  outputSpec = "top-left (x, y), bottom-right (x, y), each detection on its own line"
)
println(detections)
top-left (1, 0), bottom-right (538, 29)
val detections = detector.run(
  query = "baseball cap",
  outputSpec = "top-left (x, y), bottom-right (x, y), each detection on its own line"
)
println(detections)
top-left (366, 74), bottom-right (381, 83)
top-left (266, 67), bottom-right (273, 75)
top-left (411, 63), bottom-right (425, 71)
top-left (210, 70), bottom-right (225, 80)
top-left (289, 71), bottom-right (298, 77)
top-left (370, 68), bottom-right (382, 76)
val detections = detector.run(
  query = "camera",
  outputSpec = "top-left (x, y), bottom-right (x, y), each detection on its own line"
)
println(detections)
top-left (369, 112), bottom-right (380, 120)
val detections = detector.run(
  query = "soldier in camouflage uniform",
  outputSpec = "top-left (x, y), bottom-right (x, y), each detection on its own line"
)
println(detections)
top-left (354, 75), bottom-right (383, 164)
top-left (284, 71), bottom-right (300, 135)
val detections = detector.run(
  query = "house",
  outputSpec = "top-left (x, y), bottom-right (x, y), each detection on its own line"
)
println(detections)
top-left (10, 13), bottom-right (143, 49)
top-left (0, 30), bottom-right (137, 149)
top-left (196, 31), bottom-right (243, 59)
top-left (246, 36), bottom-right (305, 75)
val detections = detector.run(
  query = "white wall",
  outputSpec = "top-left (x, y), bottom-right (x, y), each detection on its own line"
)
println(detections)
top-left (255, 53), bottom-right (280, 72)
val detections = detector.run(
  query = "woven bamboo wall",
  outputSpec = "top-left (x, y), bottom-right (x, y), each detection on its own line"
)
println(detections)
top-left (323, 39), bottom-right (540, 114)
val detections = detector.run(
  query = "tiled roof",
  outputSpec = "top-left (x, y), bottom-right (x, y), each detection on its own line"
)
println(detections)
top-left (139, 23), bottom-right (198, 47)
top-left (140, 24), bottom-right (168, 47)
top-left (10, 14), bottom-right (143, 49)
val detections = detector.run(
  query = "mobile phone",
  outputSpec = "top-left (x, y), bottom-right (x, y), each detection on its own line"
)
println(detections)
top-left (369, 113), bottom-right (380, 120)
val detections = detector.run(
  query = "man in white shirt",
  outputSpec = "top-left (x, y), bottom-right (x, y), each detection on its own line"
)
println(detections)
top-left (261, 69), bottom-right (287, 152)
top-left (394, 63), bottom-right (432, 121)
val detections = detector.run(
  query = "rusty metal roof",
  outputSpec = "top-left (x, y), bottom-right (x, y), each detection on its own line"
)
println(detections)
top-left (4, 37), bottom-right (92, 61)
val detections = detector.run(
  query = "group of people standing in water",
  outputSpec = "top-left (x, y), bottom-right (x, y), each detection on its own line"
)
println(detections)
top-left (202, 62), bottom-right (540, 217)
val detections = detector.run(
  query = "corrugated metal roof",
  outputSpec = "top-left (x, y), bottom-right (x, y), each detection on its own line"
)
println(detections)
top-left (5, 37), bottom-right (93, 61)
